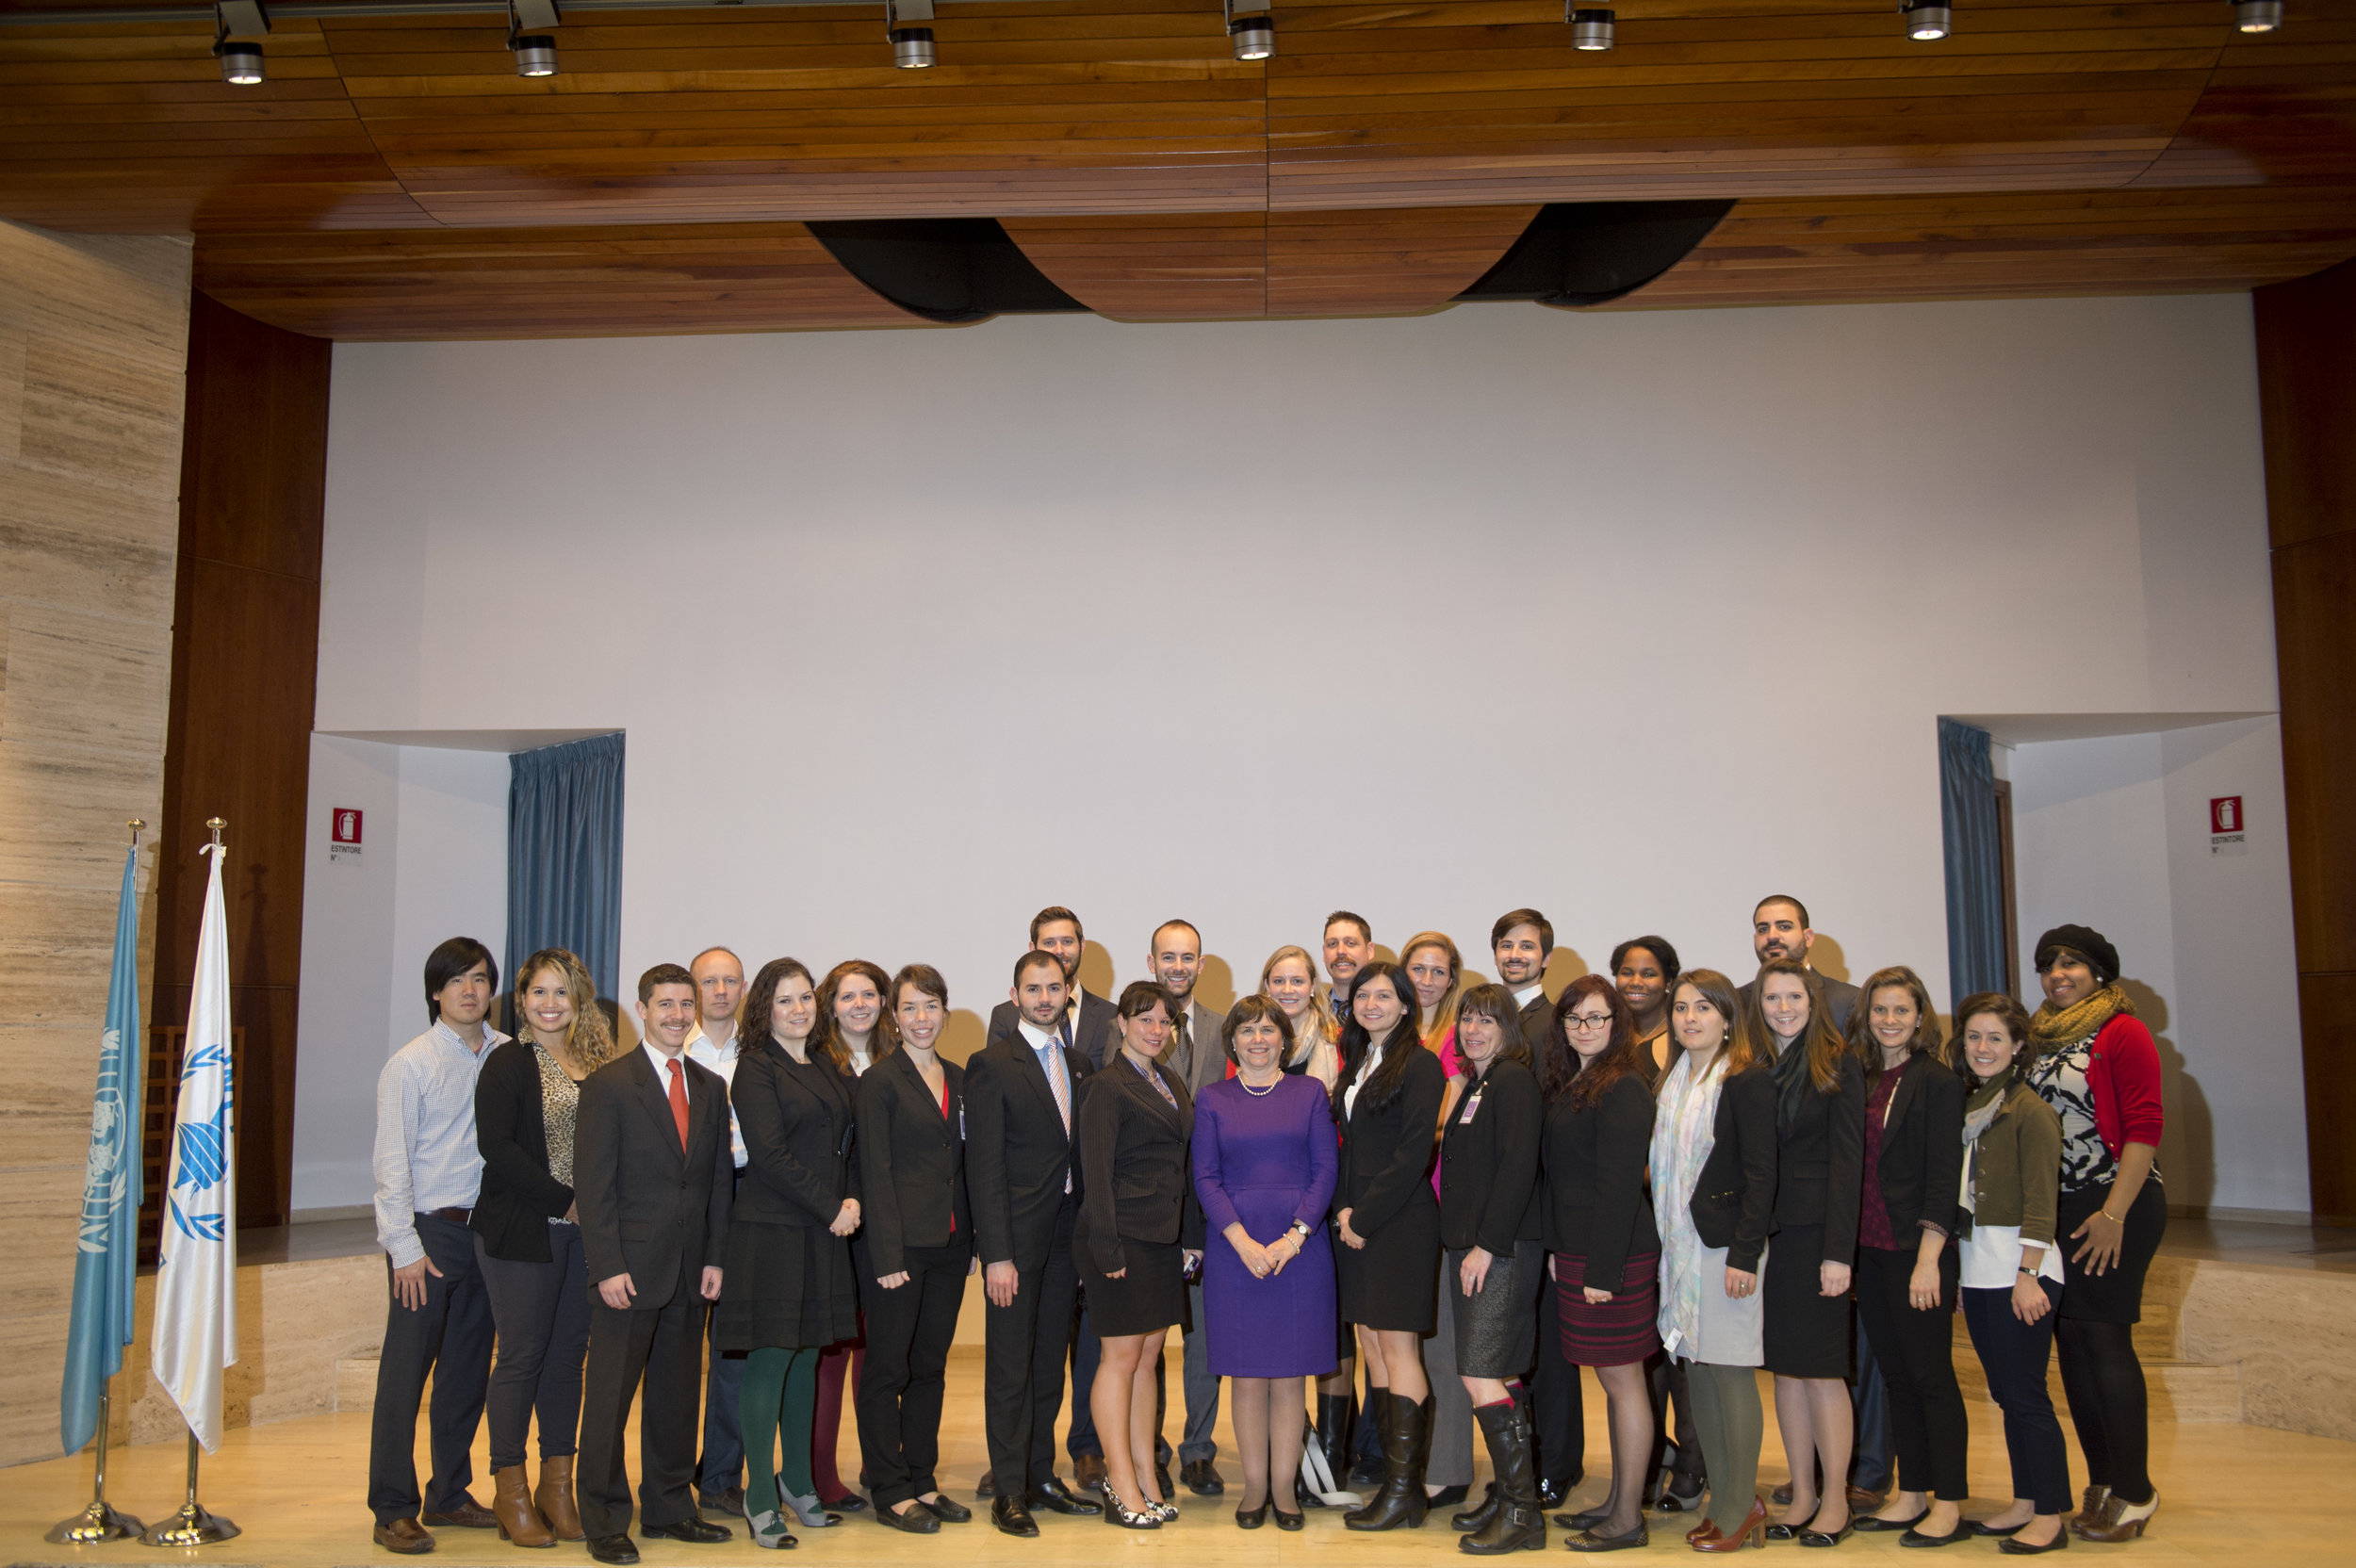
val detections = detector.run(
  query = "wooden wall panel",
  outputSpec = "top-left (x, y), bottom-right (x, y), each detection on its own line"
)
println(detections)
top-left (1266, 204), bottom-right (1538, 315)
top-left (1002, 212), bottom-right (1268, 317)
top-left (0, 219), bottom-right (188, 1466)
top-left (196, 222), bottom-right (938, 338)
top-left (149, 292), bottom-right (328, 1237)
top-left (2135, 9), bottom-right (2356, 187)
top-left (2253, 257), bottom-right (2356, 1222)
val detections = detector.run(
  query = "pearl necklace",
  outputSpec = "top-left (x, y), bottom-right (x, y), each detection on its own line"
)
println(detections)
top-left (1238, 1073), bottom-right (1282, 1097)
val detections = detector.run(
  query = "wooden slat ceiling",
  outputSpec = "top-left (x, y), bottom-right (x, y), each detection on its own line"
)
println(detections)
top-left (6, 0), bottom-right (2355, 333)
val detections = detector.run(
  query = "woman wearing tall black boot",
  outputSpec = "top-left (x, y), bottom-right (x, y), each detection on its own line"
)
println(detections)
top-left (1333, 961), bottom-right (1447, 1532)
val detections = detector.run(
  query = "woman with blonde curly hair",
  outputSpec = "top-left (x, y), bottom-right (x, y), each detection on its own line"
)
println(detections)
top-left (472, 948), bottom-right (618, 1546)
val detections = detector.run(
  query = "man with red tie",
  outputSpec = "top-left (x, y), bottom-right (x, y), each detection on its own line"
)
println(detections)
top-left (573, 965), bottom-right (737, 1565)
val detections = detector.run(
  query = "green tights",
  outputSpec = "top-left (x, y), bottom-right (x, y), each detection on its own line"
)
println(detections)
top-left (742, 1346), bottom-right (823, 1517)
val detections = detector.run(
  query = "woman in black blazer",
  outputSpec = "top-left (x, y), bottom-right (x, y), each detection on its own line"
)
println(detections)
top-left (1751, 958), bottom-right (1866, 1544)
top-left (472, 948), bottom-right (616, 1547)
top-left (1438, 985), bottom-right (1546, 1554)
top-left (1845, 966), bottom-right (1969, 1545)
top-left (855, 965), bottom-right (973, 1535)
top-left (1333, 960), bottom-right (1447, 1533)
top-left (1648, 970), bottom-right (1777, 1552)
top-left (1541, 974), bottom-right (1659, 1553)
top-left (1074, 981), bottom-right (1203, 1529)
top-left (714, 957), bottom-right (862, 1548)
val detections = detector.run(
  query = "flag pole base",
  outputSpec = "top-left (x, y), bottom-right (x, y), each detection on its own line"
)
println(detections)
top-left (48, 1498), bottom-right (145, 1544)
top-left (140, 1501), bottom-right (239, 1547)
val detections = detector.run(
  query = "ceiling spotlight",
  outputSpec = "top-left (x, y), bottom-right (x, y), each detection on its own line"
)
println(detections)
top-left (886, 0), bottom-right (936, 68)
top-left (512, 35), bottom-right (557, 75)
top-left (1229, 15), bottom-right (1273, 59)
top-left (212, 1), bottom-right (267, 85)
top-left (1902, 0), bottom-right (1953, 40)
top-left (2233, 0), bottom-right (2282, 30)
top-left (214, 38), bottom-right (263, 84)
top-left (1569, 8), bottom-right (1615, 51)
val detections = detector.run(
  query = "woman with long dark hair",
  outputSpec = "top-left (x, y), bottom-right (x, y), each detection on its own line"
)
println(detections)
top-left (1847, 966), bottom-right (1969, 1546)
top-left (1074, 981), bottom-right (1203, 1529)
top-left (716, 958), bottom-right (861, 1548)
top-left (855, 964), bottom-right (973, 1534)
top-left (2024, 926), bottom-right (2165, 1544)
top-left (1751, 958), bottom-right (1864, 1546)
top-left (1540, 974), bottom-right (1658, 1554)
top-left (473, 948), bottom-right (618, 1546)
top-left (805, 959), bottom-right (892, 1512)
top-left (1333, 959), bottom-right (1448, 1531)
top-left (1955, 992), bottom-right (2070, 1556)
top-left (1649, 970), bottom-right (1776, 1553)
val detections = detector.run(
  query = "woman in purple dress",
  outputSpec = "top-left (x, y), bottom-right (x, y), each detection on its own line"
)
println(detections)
top-left (1192, 995), bottom-right (1340, 1532)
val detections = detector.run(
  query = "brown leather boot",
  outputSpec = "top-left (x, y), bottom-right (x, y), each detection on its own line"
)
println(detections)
top-left (493, 1465), bottom-right (553, 1548)
top-left (533, 1457), bottom-right (585, 1543)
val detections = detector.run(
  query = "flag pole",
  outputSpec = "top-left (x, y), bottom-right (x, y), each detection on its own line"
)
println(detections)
top-left (50, 820), bottom-right (149, 1546)
top-left (140, 1427), bottom-right (238, 1547)
top-left (140, 816), bottom-right (240, 1549)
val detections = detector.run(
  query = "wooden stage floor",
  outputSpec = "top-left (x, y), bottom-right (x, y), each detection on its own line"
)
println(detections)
top-left (7, 1350), bottom-right (2353, 1566)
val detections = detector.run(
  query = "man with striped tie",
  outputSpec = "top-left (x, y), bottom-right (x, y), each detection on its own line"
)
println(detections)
top-left (965, 951), bottom-right (1102, 1535)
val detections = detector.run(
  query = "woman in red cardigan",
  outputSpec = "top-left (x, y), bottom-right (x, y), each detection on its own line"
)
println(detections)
top-left (2024, 925), bottom-right (2165, 1545)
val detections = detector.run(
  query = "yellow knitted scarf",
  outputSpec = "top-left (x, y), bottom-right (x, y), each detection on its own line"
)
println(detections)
top-left (2029, 983), bottom-right (2133, 1050)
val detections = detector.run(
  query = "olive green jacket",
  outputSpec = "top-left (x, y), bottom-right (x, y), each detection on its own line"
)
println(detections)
top-left (1961, 1081), bottom-right (2062, 1243)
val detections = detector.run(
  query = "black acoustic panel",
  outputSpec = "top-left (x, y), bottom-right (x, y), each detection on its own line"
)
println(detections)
top-left (1457, 201), bottom-right (1736, 309)
top-left (805, 218), bottom-right (1088, 324)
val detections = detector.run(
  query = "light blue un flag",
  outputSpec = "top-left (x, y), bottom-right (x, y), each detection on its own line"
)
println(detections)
top-left (59, 841), bottom-right (144, 1455)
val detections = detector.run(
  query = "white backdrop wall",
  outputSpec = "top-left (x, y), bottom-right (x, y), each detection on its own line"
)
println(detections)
top-left (313, 296), bottom-right (2289, 1198)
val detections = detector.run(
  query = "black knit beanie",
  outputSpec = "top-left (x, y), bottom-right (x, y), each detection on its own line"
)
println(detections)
top-left (2033, 924), bottom-right (2119, 986)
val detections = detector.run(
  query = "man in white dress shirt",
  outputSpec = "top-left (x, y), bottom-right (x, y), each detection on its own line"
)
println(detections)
top-left (684, 947), bottom-right (748, 1516)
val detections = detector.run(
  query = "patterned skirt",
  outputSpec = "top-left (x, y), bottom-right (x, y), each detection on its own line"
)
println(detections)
top-left (1555, 1249), bottom-right (1662, 1368)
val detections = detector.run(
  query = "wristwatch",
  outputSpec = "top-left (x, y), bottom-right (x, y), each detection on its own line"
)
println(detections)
top-left (1287, 1220), bottom-right (1314, 1243)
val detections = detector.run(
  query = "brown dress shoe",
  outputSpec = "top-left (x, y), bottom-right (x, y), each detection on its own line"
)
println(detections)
top-left (2070, 1484), bottom-right (2111, 1533)
top-left (1073, 1453), bottom-right (1109, 1492)
top-left (534, 1457), bottom-right (586, 1542)
top-left (421, 1496), bottom-right (499, 1529)
top-left (376, 1517), bottom-right (436, 1554)
top-left (1772, 1482), bottom-right (1794, 1507)
top-left (493, 1465), bottom-right (554, 1548)
top-left (1847, 1485), bottom-right (1890, 1511)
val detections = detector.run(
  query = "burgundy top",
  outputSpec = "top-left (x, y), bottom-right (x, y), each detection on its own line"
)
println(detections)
top-left (1857, 1068), bottom-right (1901, 1251)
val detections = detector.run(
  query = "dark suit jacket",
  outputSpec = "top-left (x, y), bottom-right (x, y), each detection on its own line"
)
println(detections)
top-left (732, 1040), bottom-right (859, 1229)
top-left (1515, 991), bottom-right (1556, 1059)
top-left (1774, 1050), bottom-right (1865, 1267)
top-left (1073, 1054), bottom-right (1202, 1275)
top-left (1742, 971), bottom-right (1860, 1035)
top-left (1542, 1072), bottom-right (1659, 1293)
top-left (473, 1038), bottom-right (574, 1263)
top-left (1439, 1056), bottom-right (1543, 1252)
top-left (1685, 1063), bottom-right (1779, 1272)
top-left (574, 1047), bottom-right (734, 1307)
top-left (1336, 1044), bottom-right (1446, 1240)
top-left (988, 988), bottom-right (1121, 1071)
top-left (856, 1050), bottom-right (971, 1277)
top-left (1870, 1051), bottom-right (1967, 1240)
top-left (965, 1031), bottom-right (1093, 1269)
top-left (1160, 997), bottom-right (1228, 1100)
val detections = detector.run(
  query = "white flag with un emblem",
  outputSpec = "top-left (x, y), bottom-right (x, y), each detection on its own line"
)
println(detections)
top-left (151, 837), bottom-right (239, 1450)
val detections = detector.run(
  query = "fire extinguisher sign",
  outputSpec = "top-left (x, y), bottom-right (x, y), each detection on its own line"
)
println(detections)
top-left (331, 806), bottom-right (364, 862)
top-left (2208, 795), bottom-right (2247, 858)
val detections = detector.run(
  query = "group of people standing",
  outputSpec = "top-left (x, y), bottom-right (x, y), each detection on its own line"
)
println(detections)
top-left (365, 897), bottom-right (2169, 1562)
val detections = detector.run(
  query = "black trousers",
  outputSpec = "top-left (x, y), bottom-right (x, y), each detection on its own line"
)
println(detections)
top-left (1962, 1282), bottom-right (2070, 1514)
top-left (478, 1224), bottom-right (592, 1470)
top-left (697, 1167), bottom-right (746, 1496)
top-left (369, 1213), bottom-right (495, 1524)
top-left (1530, 1262), bottom-right (1585, 1488)
top-left (1855, 1245), bottom-right (1968, 1502)
top-left (859, 1243), bottom-right (969, 1509)
top-left (578, 1273), bottom-right (706, 1538)
top-left (984, 1198), bottom-right (1082, 1499)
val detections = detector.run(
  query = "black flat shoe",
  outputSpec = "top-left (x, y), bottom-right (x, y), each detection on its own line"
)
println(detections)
top-left (1967, 1519), bottom-right (2028, 1537)
top-left (642, 1517), bottom-right (732, 1543)
top-left (1900, 1524), bottom-right (1974, 1547)
top-left (819, 1493), bottom-right (866, 1514)
top-left (876, 1502), bottom-right (939, 1534)
top-left (1235, 1501), bottom-right (1269, 1529)
top-left (974, 1475), bottom-right (995, 1499)
top-left (1800, 1520), bottom-right (1856, 1548)
top-left (585, 1534), bottom-right (639, 1565)
top-left (919, 1494), bottom-right (973, 1524)
top-left (1998, 1527), bottom-right (2070, 1555)
top-left (1855, 1511), bottom-right (1928, 1532)
top-left (1563, 1523), bottom-right (1649, 1552)
top-left (1273, 1506), bottom-right (1304, 1531)
top-left (1767, 1523), bottom-right (1799, 1541)
top-left (1431, 1483), bottom-right (1471, 1508)
top-left (1553, 1511), bottom-right (1609, 1532)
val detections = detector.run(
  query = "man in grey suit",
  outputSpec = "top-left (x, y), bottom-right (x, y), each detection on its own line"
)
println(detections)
top-left (1742, 894), bottom-right (1861, 1031)
top-left (1148, 919), bottom-right (1227, 1495)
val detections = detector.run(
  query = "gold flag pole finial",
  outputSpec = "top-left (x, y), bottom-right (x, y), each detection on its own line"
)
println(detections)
top-left (205, 817), bottom-right (225, 848)
top-left (128, 819), bottom-right (145, 845)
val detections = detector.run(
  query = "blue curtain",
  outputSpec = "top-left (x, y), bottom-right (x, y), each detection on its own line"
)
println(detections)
top-left (507, 733), bottom-right (625, 1003)
top-left (1939, 717), bottom-right (2007, 1010)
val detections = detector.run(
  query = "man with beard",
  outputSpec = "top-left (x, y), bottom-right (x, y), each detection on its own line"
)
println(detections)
top-left (1149, 920), bottom-right (1227, 1495)
top-left (1741, 895), bottom-right (1859, 1030)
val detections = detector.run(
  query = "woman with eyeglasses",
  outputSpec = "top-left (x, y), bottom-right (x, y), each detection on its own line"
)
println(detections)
top-left (1541, 975), bottom-right (1659, 1554)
